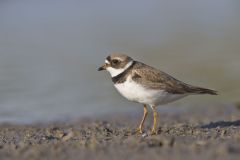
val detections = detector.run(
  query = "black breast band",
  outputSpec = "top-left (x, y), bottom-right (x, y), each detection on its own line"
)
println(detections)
top-left (111, 61), bottom-right (135, 84)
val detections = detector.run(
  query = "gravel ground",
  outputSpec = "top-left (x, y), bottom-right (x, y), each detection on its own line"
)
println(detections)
top-left (0, 103), bottom-right (240, 160)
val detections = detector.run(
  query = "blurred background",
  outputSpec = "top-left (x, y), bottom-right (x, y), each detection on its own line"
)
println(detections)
top-left (0, 0), bottom-right (239, 123)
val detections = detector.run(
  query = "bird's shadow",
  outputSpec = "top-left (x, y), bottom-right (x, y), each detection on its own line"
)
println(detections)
top-left (201, 120), bottom-right (240, 129)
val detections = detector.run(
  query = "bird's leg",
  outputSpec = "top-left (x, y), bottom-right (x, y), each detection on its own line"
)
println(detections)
top-left (150, 105), bottom-right (158, 135)
top-left (136, 104), bottom-right (148, 134)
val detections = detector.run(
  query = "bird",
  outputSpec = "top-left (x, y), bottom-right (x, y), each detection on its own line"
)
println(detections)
top-left (98, 53), bottom-right (217, 135)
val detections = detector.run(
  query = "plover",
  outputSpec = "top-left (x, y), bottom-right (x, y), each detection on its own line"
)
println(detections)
top-left (98, 53), bottom-right (217, 135)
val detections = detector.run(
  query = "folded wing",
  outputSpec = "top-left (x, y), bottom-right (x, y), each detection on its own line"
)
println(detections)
top-left (132, 62), bottom-right (217, 95)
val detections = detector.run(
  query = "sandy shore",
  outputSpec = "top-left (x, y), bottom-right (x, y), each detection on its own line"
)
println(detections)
top-left (0, 104), bottom-right (240, 160)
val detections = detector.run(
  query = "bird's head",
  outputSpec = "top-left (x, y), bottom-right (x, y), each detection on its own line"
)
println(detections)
top-left (98, 53), bottom-right (133, 77)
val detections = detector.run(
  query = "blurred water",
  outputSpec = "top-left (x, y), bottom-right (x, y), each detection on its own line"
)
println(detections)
top-left (0, 0), bottom-right (240, 123)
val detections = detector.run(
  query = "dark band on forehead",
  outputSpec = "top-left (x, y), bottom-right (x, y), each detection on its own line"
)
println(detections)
top-left (106, 56), bottom-right (111, 62)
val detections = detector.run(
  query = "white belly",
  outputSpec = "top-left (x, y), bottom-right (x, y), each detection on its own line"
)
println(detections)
top-left (114, 78), bottom-right (187, 106)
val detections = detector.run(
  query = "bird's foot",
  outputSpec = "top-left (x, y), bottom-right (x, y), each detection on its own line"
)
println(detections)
top-left (150, 128), bottom-right (160, 135)
top-left (135, 126), bottom-right (143, 134)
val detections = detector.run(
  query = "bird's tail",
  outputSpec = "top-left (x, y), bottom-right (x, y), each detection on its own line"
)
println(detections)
top-left (187, 86), bottom-right (218, 95)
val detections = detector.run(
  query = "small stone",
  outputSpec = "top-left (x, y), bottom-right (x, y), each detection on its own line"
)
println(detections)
top-left (195, 140), bottom-right (207, 146)
top-left (221, 130), bottom-right (227, 137)
top-left (55, 130), bottom-right (65, 138)
top-left (62, 131), bottom-right (74, 141)
top-left (146, 139), bottom-right (163, 148)
top-left (141, 133), bottom-right (148, 138)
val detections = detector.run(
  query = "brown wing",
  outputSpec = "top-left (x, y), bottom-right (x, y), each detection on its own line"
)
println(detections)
top-left (132, 62), bottom-right (217, 95)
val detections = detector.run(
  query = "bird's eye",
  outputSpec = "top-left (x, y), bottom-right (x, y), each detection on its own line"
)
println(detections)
top-left (112, 59), bottom-right (120, 65)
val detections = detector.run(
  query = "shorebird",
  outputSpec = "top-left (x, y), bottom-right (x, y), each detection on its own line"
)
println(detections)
top-left (98, 53), bottom-right (217, 135)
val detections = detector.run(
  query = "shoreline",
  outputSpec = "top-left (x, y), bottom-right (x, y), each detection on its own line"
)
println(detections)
top-left (0, 104), bottom-right (240, 160)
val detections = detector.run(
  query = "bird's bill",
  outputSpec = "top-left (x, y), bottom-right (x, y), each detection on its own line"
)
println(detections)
top-left (98, 64), bottom-right (107, 71)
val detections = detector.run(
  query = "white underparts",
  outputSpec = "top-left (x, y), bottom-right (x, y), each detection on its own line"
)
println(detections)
top-left (114, 76), bottom-right (188, 106)
top-left (106, 60), bottom-right (133, 77)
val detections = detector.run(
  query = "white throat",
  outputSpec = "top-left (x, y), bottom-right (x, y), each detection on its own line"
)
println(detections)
top-left (106, 61), bottom-right (133, 77)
